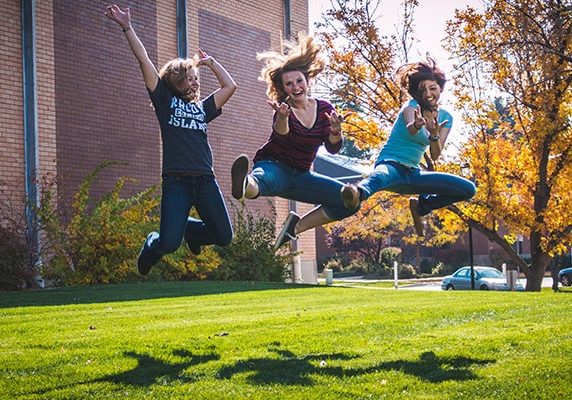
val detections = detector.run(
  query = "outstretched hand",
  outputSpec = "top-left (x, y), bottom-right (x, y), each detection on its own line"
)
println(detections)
top-left (413, 106), bottom-right (426, 130)
top-left (268, 100), bottom-right (291, 118)
top-left (325, 110), bottom-right (351, 135)
top-left (105, 4), bottom-right (130, 28)
top-left (425, 113), bottom-right (449, 137)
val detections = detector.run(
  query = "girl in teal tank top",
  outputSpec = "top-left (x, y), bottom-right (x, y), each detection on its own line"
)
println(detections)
top-left (341, 58), bottom-right (476, 236)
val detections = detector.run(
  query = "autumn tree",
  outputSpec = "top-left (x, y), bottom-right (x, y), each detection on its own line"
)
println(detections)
top-left (316, 0), bottom-right (465, 259)
top-left (316, 0), bottom-right (571, 291)
top-left (444, 0), bottom-right (572, 291)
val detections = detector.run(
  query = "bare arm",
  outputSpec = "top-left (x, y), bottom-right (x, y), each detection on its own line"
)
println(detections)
top-left (427, 122), bottom-right (450, 160)
top-left (105, 5), bottom-right (159, 91)
top-left (403, 105), bottom-right (449, 160)
top-left (197, 49), bottom-right (237, 109)
top-left (268, 101), bottom-right (291, 135)
top-left (325, 110), bottom-right (350, 145)
top-left (404, 106), bottom-right (425, 135)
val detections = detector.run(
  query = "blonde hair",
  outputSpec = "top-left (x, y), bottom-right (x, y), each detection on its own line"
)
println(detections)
top-left (159, 56), bottom-right (200, 101)
top-left (257, 32), bottom-right (325, 102)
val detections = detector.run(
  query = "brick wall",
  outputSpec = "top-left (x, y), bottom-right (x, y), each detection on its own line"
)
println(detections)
top-left (0, 0), bottom-right (25, 206)
top-left (53, 1), bottom-right (162, 205)
top-left (1, 0), bottom-right (320, 268)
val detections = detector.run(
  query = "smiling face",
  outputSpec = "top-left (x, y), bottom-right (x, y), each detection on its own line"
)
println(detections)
top-left (280, 70), bottom-right (308, 103)
top-left (178, 68), bottom-right (200, 102)
top-left (417, 80), bottom-right (442, 111)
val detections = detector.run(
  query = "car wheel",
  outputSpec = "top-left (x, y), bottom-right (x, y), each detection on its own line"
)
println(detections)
top-left (561, 274), bottom-right (572, 287)
top-left (446, 284), bottom-right (454, 290)
top-left (480, 284), bottom-right (489, 290)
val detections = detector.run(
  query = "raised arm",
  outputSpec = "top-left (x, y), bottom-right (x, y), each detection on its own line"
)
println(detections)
top-left (425, 116), bottom-right (450, 161)
top-left (267, 100), bottom-right (291, 135)
top-left (105, 5), bottom-right (159, 91)
top-left (196, 49), bottom-right (237, 109)
top-left (403, 105), bottom-right (450, 161)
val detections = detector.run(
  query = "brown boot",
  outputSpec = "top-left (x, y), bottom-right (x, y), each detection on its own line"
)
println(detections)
top-left (409, 197), bottom-right (425, 236)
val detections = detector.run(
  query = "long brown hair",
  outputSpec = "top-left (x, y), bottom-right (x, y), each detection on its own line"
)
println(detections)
top-left (257, 32), bottom-right (325, 103)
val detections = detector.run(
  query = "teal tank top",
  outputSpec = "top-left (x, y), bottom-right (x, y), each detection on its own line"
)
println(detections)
top-left (376, 99), bottom-right (453, 168)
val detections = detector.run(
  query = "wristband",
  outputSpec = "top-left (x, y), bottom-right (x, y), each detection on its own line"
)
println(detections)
top-left (429, 135), bottom-right (440, 142)
top-left (122, 26), bottom-right (131, 33)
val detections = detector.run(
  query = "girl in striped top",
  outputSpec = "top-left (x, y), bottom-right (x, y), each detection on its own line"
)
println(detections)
top-left (231, 33), bottom-right (359, 250)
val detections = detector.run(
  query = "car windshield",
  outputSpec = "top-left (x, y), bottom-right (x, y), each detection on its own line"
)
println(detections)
top-left (478, 269), bottom-right (503, 279)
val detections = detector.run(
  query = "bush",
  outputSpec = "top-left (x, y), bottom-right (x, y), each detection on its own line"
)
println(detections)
top-left (0, 226), bottom-right (28, 291)
top-left (398, 263), bottom-right (417, 279)
top-left (431, 262), bottom-right (458, 277)
top-left (322, 257), bottom-right (344, 273)
top-left (419, 258), bottom-right (437, 274)
top-left (380, 247), bottom-right (402, 270)
top-left (211, 201), bottom-right (290, 282)
top-left (37, 161), bottom-right (161, 285)
top-left (0, 180), bottom-right (48, 290)
top-left (156, 242), bottom-right (222, 281)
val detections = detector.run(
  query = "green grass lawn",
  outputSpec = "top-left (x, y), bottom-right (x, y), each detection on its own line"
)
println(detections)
top-left (1, 281), bottom-right (571, 399)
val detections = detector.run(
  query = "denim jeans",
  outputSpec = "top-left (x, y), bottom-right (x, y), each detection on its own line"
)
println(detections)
top-left (251, 159), bottom-right (359, 220)
top-left (359, 161), bottom-right (476, 215)
top-left (139, 175), bottom-right (232, 265)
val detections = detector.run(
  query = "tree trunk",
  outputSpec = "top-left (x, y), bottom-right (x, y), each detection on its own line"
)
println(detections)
top-left (524, 252), bottom-right (550, 292)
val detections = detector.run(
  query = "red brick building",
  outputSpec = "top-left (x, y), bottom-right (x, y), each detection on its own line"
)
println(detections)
top-left (1, 0), bottom-right (321, 279)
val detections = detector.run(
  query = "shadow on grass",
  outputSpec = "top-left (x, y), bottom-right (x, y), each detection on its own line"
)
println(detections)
top-left (218, 344), bottom-right (494, 385)
top-left (374, 351), bottom-right (494, 383)
top-left (98, 349), bottom-right (219, 386)
top-left (26, 348), bottom-right (219, 397)
top-left (0, 280), bottom-right (316, 308)
top-left (25, 346), bottom-right (495, 397)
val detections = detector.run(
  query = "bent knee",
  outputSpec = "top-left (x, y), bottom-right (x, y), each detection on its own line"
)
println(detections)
top-left (464, 181), bottom-right (477, 200)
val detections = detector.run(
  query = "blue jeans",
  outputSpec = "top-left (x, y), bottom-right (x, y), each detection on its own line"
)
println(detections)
top-left (139, 175), bottom-right (232, 264)
top-left (359, 161), bottom-right (476, 215)
top-left (251, 159), bottom-right (359, 220)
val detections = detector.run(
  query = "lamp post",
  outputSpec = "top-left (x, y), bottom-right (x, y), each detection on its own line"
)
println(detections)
top-left (468, 222), bottom-right (475, 290)
top-left (461, 164), bottom-right (475, 290)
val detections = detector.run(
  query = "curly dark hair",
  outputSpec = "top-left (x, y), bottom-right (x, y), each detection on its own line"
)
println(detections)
top-left (395, 57), bottom-right (446, 105)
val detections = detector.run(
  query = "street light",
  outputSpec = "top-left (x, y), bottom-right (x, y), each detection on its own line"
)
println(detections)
top-left (460, 164), bottom-right (476, 290)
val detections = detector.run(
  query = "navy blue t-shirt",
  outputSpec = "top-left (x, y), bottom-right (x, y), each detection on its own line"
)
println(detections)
top-left (148, 79), bottom-right (222, 176)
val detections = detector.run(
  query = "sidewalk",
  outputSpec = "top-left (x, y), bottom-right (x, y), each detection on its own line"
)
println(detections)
top-left (317, 275), bottom-right (555, 290)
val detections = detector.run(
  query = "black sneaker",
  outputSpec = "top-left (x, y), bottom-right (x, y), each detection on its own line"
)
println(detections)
top-left (137, 231), bottom-right (160, 275)
top-left (231, 155), bottom-right (249, 201)
top-left (274, 211), bottom-right (300, 251)
top-left (340, 184), bottom-right (360, 209)
top-left (409, 197), bottom-right (425, 237)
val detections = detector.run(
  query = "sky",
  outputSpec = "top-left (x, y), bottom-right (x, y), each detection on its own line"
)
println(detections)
top-left (308, 0), bottom-right (483, 156)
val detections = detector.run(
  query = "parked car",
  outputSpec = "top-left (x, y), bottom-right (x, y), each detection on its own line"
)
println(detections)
top-left (558, 267), bottom-right (572, 286)
top-left (441, 266), bottom-right (524, 291)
